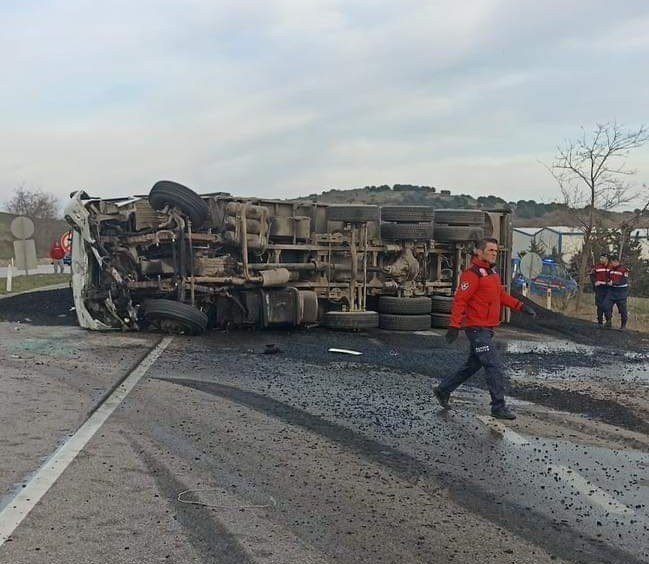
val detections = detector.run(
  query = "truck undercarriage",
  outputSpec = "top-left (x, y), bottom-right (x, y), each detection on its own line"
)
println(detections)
top-left (64, 181), bottom-right (512, 334)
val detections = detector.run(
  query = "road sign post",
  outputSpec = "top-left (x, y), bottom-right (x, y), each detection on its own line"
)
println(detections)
top-left (10, 216), bottom-right (37, 276)
top-left (6, 259), bottom-right (13, 293)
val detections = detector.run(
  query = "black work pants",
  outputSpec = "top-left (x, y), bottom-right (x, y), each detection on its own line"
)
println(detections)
top-left (437, 327), bottom-right (506, 411)
top-left (604, 289), bottom-right (628, 327)
top-left (594, 286), bottom-right (609, 323)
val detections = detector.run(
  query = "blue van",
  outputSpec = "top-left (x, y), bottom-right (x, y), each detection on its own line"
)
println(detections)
top-left (512, 258), bottom-right (578, 298)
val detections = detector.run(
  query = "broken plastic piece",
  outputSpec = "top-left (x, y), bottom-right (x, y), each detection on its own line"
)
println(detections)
top-left (328, 348), bottom-right (362, 356)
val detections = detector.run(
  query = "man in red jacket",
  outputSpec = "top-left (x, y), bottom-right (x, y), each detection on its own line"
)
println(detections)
top-left (433, 238), bottom-right (536, 420)
top-left (49, 241), bottom-right (66, 274)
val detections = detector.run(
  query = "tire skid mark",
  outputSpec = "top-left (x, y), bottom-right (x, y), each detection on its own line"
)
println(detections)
top-left (129, 437), bottom-right (254, 564)
top-left (162, 377), bottom-right (646, 564)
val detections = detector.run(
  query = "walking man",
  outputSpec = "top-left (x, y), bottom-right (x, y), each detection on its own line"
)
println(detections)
top-left (603, 256), bottom-right (629, 330)
top-left (590, 253), bottom-right (610, 326)
top-left (434, 238), bottom-right (536, 420)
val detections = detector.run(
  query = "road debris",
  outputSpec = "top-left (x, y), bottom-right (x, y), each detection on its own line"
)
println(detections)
top-left (328, 348), bottom-right (363, 356)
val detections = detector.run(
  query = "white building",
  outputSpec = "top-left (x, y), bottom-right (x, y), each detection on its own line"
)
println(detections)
top-left (630, 228), bottom-right (649, 259)
top-left (512, 227), bottom-right (542, 258)
top-left (513, 225), bottom-right (585, 262)
top-left (514, 225), bottom-right (649, 262)
top-left (536, 226), bottom-right (584, 262)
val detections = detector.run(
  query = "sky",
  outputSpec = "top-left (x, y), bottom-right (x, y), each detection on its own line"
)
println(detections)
top-left (1, 0), bottom-right (648, 207)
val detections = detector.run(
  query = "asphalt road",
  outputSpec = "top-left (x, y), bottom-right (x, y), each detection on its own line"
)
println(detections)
top-left (0, 289), bottom-right (648, 563)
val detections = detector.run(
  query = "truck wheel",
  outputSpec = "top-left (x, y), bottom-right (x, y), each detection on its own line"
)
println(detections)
top-left (431, 295), bottom-right (453, 313)
top-left (380, 222), bottom-right (434, 240)
top-left (327, 205), bottom-right (379, 223)
top-left (322, 311), bottom-right (379, 330)
top-left (433, 225), bottom-right (484, 242)
top-left (430, 313), bottom-right (451, 328)
top-left (379, 314), bottom-right (431, 331)
top-left (144, 299), bottom-right (208, 335)
top-left (380, 206), bottom-right (434, 223)
top-left (378, 296), bottom-right (431, 315)
top-left (149, 180), bottom-right (209, 228)
top-left (433, 209), bottom-right (485, 226)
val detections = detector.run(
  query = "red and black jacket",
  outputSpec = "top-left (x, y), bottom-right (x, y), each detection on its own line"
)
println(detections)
top-left (449, 257), bottom-right (524, 329)
top-left (49, 243), bottom-right (65, 261)
top-left (590, 262), bottom-right (609, 287)
top-left (608, 265), bottom-right (629, 288)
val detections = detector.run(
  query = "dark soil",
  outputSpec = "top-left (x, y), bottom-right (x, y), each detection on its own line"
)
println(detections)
top-left (510, 293), bottom-right (649, 350)
top-left (510, 381), bottom-right (649, 435)
top-left (0, 288), bottom-right (76, 326)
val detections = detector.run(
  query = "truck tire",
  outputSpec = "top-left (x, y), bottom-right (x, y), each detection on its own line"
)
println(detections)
top-left (430, 312), bottom-right (451, 328)
top-left (144, 299), bottom-right (208, 335)
top-left (434, 209), bottom-right (485, 226)
top-left (380, 222), bottom-right (435, 240)
top-left (380, 206), bottom-right (434, 223)
top-left (322, 311), bottom-right (379, 330)
top-left (378, 296), bottom-right (431, 315)
top-left (433, 225), bottom-right (484, 242)
top-left (430, 295), bottom-right (453, 313)
top-left (149, 180), bottom-right (209, 228)
top-left (327, 205), bottom-right (379, 223)
top-left (379, 313), bottom-right (431, 331)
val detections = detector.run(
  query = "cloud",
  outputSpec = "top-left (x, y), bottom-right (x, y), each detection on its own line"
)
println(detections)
top-left (0, 0), bottom-right (648, 206)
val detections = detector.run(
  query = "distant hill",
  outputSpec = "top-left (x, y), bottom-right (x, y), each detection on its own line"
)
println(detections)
top-left (295, 184), bottom-right (508, 210)
top-left (0, 212), bottom-right (69, 260)
top-left (294, 184), bottom-right (645, 228)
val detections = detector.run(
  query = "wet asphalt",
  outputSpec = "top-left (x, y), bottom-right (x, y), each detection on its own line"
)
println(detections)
top-left (0, 288), bottom-right (648, 563)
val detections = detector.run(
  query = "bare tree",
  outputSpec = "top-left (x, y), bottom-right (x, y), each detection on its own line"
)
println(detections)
top-left (617, 184), bottom-right (649, 260)
top-left (547, 123), bottom-right (649, 308)
top-left (6, 186), bottom-right (61, 220)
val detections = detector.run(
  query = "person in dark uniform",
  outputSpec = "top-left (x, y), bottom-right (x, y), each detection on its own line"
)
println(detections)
top-left (603, 256), bottom-right (630, 330)
top-left (433, 238), bottom-right (537, 420)
top-left (589, 253), bottom-right (610, 326)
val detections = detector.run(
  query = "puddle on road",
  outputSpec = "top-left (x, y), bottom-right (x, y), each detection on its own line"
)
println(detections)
top-left (505, 338), bottom-right (649, 383)
top-left (513, 362), bottom-right (649, 384)
top-left (624, 351), bottom-right (649, 361)
top-left (505, 339), bottom-right (595, 355)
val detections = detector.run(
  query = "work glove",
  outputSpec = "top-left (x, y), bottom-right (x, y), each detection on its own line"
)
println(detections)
top-left (522, 304), bottom-right (537, 318)
top-left (445, 327), bottom-right (459, 344)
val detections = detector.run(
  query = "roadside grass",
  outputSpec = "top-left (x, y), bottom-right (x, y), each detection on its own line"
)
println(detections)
top-left (528, 293), bottom-right (649, 332)
top-left (0, 273), bottom-right (71, 295)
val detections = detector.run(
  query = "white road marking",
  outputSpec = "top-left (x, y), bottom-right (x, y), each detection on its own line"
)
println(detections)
top-left (550, 464), bottom-right (633, 515)
top-left (0, 336), bottom-right (173, 547)
top-left (476, 415), bottom-right (530, 446)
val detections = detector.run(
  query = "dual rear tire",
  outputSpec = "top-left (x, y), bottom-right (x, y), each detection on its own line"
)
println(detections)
top-left (378, 296), bottom-right (431, 331)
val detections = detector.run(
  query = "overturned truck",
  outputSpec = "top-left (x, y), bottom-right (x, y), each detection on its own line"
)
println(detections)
top-left (64, 181), bottom-right (512, 334)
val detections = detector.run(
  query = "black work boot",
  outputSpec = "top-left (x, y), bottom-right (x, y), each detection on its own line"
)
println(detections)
top-left (433, 387), bottom-right (450, 409)
top-left (491, 406), bottom-right (516, 420)
top-left (604, 320), bottom-right (612, 329)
